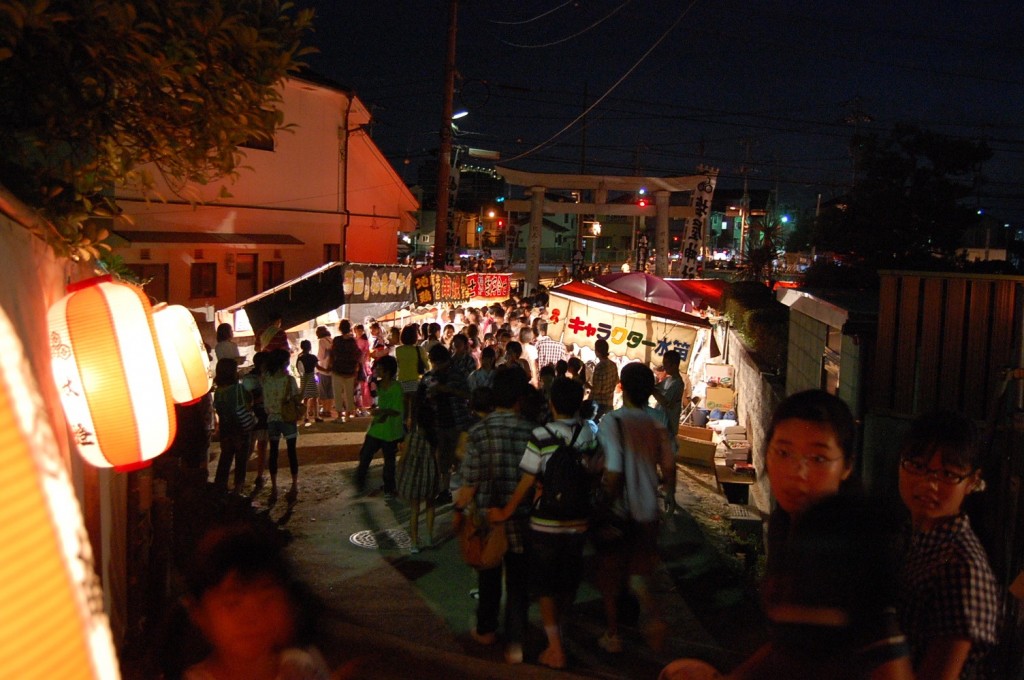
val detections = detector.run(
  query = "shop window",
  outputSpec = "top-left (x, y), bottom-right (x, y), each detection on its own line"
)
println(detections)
top-left (190, 262), bottom-right (217, 298)
top-left (262, 261), bottom-right (285, 291)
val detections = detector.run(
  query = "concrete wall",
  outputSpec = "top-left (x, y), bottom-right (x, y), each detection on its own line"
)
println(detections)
top-left (726, 329), bottom-right (785, 515)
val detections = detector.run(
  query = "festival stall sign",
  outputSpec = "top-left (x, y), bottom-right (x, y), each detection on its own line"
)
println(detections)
top-left (341, 263), bottom-right (414, 304)
top-left (430, 270), bottom-right (472, 304)
top-left (341, 263), bottom-right (416, 323)
top-left (546, 280), bottom-right (711, 371)
top-left (467, 272), bottom-right (512, 300)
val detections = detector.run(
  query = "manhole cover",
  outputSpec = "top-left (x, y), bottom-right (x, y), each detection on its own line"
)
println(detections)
top-left (349, 528), bottom-right (412, 550)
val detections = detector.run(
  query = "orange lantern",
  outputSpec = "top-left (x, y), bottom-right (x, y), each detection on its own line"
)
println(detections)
top-left (47, 276), bottom-right (176, 469)
top-left (0, 305), bottom-right (120, 678)
top-left (152, 303), bottom-right (211, 404)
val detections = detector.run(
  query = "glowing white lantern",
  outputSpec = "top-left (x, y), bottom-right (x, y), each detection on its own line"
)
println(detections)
top-left (0, 304), bottom-right (121, 678)
top-left (47, 276), bottom-right (176, 469)
top-left (152, 303), bottom-right (211, 404)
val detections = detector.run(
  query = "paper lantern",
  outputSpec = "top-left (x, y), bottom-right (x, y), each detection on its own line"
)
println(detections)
top-left (48, 276), bottom-right (176, 469)
top-left (152, 303), bottom-right (211, 404)
top-left (0, 305), bottom-right (121, 678)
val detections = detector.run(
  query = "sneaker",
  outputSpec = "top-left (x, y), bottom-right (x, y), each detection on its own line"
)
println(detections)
top-left (314, 417), bottom-right (324, 422)
top-left (598, 631), bottom-right (623, 653)
top-left (303, 420), bottom-right (312, 427)
top-left (409, 545), bottom-right (421, 555)
top-left (469, 629), bottom-right (497, 646)
top-left (434, 490), bottom-right (453, 505)
top-left (504, 643), bottom-right (523, 664)
top-left (333, 415), bottom-right (346, 423)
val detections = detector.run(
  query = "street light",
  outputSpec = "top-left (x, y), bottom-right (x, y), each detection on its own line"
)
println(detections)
top-left (583, 220), bottom-right (602, 263)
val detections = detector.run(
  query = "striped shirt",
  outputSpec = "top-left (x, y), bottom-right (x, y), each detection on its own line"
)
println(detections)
top-left (519, 418), bottom-right (599, 533)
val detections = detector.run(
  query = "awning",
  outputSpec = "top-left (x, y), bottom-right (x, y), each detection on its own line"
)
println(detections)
top-left (113, 230), bottom-right (304, 247)
top-left (221, 262), bottom-right (345, 333)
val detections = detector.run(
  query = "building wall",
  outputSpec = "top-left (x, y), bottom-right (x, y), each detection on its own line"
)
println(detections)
top-left (114, 78), bottom-right (417, 310)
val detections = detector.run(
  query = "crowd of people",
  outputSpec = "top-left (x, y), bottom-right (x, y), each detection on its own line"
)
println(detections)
top-left (200, 294), bottom-right (1002, 679)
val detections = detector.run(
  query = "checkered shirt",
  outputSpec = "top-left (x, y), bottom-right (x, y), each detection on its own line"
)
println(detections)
top-left (897, 514), bottom-right (999, 676)
top-left (589, 357), bottom-right (618, 407)
top-left (534, 335), bottom-right (567, 369)
top-left (459, 411), bottom-right (536, 553)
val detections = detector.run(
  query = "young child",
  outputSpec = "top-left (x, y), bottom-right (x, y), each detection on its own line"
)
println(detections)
top-left (242, 351), bottom-right (270, 493)
top-left (211, 359), bottom-right (253, 494)
top-left (354, 356), bottom-right (404, 497)
top-left (295, 339), bottom-right (320, 427)
top-left (183, 525), bottom-right (330, 680)
top-left (468, 345), bottom-right (496, 392)
top-left (896, 411), bottom-right (999, 679)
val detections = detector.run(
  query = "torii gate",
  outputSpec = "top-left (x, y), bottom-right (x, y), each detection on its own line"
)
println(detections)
top-left (497, 167), bottom-right (718, 293)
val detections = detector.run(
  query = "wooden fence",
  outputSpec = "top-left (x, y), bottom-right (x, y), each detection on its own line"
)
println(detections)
top-left (871, 271), bottom-right (1023, 420)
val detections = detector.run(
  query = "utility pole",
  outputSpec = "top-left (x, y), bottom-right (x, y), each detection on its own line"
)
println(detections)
top-left (433, 0), bottom-right (458, 270)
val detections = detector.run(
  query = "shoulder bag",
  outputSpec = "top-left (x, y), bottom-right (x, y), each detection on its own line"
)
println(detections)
top-left (458, 449), bottom-right (508, 569)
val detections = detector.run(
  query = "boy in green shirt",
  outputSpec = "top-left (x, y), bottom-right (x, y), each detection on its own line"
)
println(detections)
top-left (355, 355), bottom-right (405, 497)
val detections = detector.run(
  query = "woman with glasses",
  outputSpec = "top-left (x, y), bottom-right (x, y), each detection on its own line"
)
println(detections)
top-left (896, 411), bottom-right (999, 680)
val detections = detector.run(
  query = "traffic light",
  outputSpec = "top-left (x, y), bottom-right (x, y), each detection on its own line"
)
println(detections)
top-left (637, 196), bottom-right (648, 208)
top-left (476, 223), bottom-right (483, 233)
top-left (497, 219), bottom-right (504, 229)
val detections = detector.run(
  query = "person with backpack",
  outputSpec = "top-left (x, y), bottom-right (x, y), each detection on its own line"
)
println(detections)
top-left (594, 362), bottom-right (676, 655)
top-left (490, 376), bottom-right (598, 669)
top-left (330, 319), bottom-right (361, 423)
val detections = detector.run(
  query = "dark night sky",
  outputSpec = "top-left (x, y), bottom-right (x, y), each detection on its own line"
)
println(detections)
top-left (299, 0), bottom-right (1024, 223)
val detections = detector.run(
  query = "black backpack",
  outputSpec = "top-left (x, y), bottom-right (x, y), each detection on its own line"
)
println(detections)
top-left (534, 424), bottom-right (592, 521)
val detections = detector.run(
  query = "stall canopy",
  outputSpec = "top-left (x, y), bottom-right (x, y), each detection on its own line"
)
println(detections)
top-left (594, 272), bottom-right (699, 311)
top-left (222, 263), bottom-right (416, 333)
top-left (665, 278), bottom-right (728, 310)
top-left (222, 262), bottom-right (346, 333)
top-left (546, 280), bottom-right (711, 370)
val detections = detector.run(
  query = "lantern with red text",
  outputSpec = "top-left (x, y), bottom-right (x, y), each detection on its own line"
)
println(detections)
top-left (152, 303), bottom-right (211, 404)
top-left (0, 305), bottom-right (120, 678)
top-left (47, 276), bottom-right (176, 469)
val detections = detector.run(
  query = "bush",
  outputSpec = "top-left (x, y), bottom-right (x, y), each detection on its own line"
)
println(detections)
top-left (720, 281), bottom-right (787, 375)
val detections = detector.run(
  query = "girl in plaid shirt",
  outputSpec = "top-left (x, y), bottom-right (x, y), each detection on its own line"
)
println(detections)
top-left (896, 411), bottom-right (999, 680)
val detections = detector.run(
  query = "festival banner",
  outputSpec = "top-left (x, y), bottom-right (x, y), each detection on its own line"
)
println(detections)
top-left (342, 264), bottom-right (415, 303)
top-left (679, 173), bottom-right (717, 278)
top-left (412, 266), bottom-right (434, 306)
top-left (467, 272), bottom-right (512, 299)
top-left (546, 294), bottom-right (699, 370)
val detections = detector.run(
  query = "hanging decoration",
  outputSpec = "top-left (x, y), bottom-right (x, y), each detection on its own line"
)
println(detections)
top-left (0, 305), bottom-right (121, 678)
top-left (47, 276), bottom-right (176, 469)
top-left (152, 303), bottom-right (211, 404)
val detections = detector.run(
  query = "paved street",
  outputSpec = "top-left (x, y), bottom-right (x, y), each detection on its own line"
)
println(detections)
top-left (212, 417), bottom-right (768, 679)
